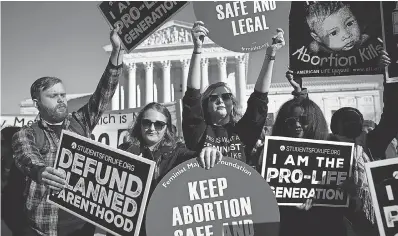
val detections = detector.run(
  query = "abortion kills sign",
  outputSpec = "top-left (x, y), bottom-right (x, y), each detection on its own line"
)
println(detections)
top-left (98, 1), bottom-right (188, 52)
top-left (145, 158), bottom-right (280, 236)
top-left (47, 131), bottom-right (156, 236)
top-left (289, 1), bottom-right (384, 77)
top-left (365, 158), bottom-right (398, 236)
top-left (261, 136), bottom-right (354, 207)
top-left (193, 1), bottom-right (281, 53)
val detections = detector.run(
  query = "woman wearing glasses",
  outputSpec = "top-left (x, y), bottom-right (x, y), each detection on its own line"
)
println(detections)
top-left (268, 70), bottom-right (348, 236)
top-left (118, 102), bottom-right (222, 236)
top-left (271, 70), bottom-right (328, 141)
top-left (119, 102), bottom-right (222, 184)
top-left (182, 21), bottom-right (285, 165)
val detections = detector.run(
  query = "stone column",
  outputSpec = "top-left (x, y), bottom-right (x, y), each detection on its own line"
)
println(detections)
top-left (180, 59), bottom-right (190, 96)
top-left (136, 84), bottom-right (141, 108)
top-left (144, 62), bottom-right (154, 105)
top-left (200, 58), bottom-right (209, 92)
top-left (161, 60), bottom-right (171, 103)
top-left (111, 83), bottom-right (120, 110)
top-left (171, 83), bottom-right (175, 102)
top-left (120, 85), bottom-right (125, 109)
top-left (235, 55), bottom-right (247, 110)
top-left (126, 62), bottom-right (136, 108)
top-left (217, 57), bottom-right (227, 83)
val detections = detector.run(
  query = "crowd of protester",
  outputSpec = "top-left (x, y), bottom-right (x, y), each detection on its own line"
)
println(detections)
top-left (1, 19), bottom-right (397, 236)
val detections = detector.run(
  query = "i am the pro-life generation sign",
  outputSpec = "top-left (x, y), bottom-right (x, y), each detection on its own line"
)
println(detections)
top-left (261, 136), bottom-right (354, 207)
top-left (145, 158), bottom-right (280, 236)
top-left (365, 158), bottom-right (398, 236)
top-left (98, 1), bottom-right (188, 52)
top-left (47, 131), bottom-right (156, 236)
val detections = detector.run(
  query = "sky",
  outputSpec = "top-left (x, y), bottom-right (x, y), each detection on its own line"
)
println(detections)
top-left (1, 1), bottom-right (291, 114)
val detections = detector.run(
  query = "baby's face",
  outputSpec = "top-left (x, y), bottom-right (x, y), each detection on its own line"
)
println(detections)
top-left (313, 6), bottom-right (361, 51)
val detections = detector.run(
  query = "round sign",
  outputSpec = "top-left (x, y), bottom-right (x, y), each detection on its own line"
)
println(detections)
top-left (193, 1), bottom-right (281, 53)
top-left (145, 157), bottom-right (280, 236)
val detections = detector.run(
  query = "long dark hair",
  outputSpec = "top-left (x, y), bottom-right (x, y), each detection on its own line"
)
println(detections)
top-left (127, 102), bottom-right (176, 148)
top-left (201, 82), bottom-right (243, 124)
top-left (272, 98), bottom-right (328, 140)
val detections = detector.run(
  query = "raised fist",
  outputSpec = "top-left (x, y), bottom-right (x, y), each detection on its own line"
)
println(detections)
top-left (191, 21), bottom-right (209, 52)
top-left (266, 28), bottom-right (285, 56)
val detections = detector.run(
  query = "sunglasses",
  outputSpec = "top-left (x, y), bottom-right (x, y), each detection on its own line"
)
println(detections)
top-left (141, 119), bottom-right (167, 131)
top-left (285, 116), bottom-right (309, 126)
top-left (209, 93), bottom-right (232, 102)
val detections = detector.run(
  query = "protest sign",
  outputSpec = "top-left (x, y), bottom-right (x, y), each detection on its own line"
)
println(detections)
top-left (289, 1), bottom-right (384, 77)
top-left (193, 1), bottom-right (282, 53)
top-left (0, 114), bottom-right (37, 130)
top-left (145, 157), bottom-right (280, 236)
top-left (98, 1), bottom-right (188, 52)
top-left (47, 130), bottom-right (155, 236)
top-left (365, 158), bottom-right (398, 236)
top-left (381, 2), bottom-right (398, 83)
top-left (261, 136), bottom-right (354, 207)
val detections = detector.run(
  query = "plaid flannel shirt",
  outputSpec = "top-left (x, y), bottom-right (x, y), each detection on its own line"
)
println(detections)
top-left (12, 60), bottom-right (122, 236)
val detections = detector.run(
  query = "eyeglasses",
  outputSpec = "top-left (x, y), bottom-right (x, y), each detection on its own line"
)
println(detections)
top-left (209, 93), bottom-right (232, 102)
top-left (141, 119), bottom-right (167, 131)
top-left (285, 116), bottom-right (309, 126)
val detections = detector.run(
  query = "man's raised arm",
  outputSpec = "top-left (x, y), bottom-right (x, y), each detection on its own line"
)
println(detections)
top-left (75, 27), bottom-right (124, 132)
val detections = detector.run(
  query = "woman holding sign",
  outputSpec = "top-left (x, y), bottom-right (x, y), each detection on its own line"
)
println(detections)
top-left (118, 102), bottom-right (222, 236)
top-left (120, 102), bottom-right (222, 187)
top-left (265, 71), bottom-right (349, 236)
top-left (182, 21), bottom-right (285, 166)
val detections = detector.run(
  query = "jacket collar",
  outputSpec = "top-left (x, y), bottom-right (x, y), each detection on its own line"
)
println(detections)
top-left (37, 113), bottom-right (72, 131)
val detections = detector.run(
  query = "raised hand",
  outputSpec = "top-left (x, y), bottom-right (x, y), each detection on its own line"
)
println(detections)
top-left (379, 50), bottom-right (391, 68)
top-left (191, 21), bottom-right (209, 53)
top-left (197, 146), bottom-right (223, 169)
top-left (110, 25), bottom-right (122, 51)
top-left (286, 69), bottom-right (301, 93)
top-left (266, 28), bottom-right (286, 56)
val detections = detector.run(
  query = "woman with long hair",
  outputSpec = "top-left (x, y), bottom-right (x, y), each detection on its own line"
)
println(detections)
top-left (120, 102), bottom-right (221, 186)
top-left (182, 21), bottom-right (285, 165)
top-left (268, 70), bottom-right (346, 236)
top-left (118, 102), bottom-right (222, 236)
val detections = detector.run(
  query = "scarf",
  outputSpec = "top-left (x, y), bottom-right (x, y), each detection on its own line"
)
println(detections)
top-left (330, 133), bottom-right (375, 224)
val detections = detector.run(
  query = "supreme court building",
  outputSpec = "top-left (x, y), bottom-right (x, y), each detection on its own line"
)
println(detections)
top-left (19, 20), bottom-right (384, 127)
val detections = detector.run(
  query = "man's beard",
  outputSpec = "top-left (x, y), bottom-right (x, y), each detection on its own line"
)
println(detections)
top-left (40, 104), bottom-right (68, 123)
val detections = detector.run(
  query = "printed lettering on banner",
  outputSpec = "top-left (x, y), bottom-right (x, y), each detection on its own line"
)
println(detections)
top-left (193, 1), bottom-right (282, 53)
top-left (0, 115), bottom-right (37, 129)
top-left (145, 157), bottom-right (280, 236)
top-left (365, 158), bottom-right (398, 236)
top-left (47, 130), bottom-right (156, 236)
top-left (289, 2), bottom-right (384, 77)
top-left (261, 136), bottom-right (354, 207)
top-left (98, 1), bottom-right (188, 52)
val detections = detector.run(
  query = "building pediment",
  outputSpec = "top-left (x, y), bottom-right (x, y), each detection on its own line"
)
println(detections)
top-left (104, 20), bottom-right (215, 52)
